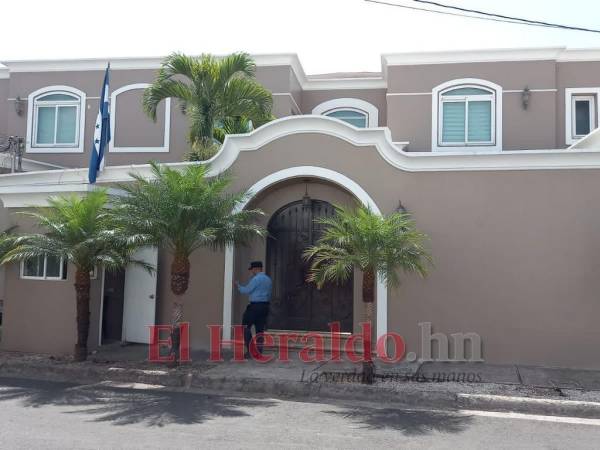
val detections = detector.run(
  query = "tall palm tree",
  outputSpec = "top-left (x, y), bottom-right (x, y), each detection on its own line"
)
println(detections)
top-left (304, 204), bottom-right (431, 383)
top-left (1, 190), bottom-right (150, 361)
top-left (112, 162), bottom-right (265, 359)
top-left (143, 52), bottom-right (273, 160)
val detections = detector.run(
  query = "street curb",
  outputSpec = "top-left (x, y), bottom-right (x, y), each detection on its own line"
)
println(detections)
top-left (0, 360), bottom-right (184, 387)
top-left (191, 374), bottom-right (600, 418)
top-left (2, 360), bottom-right (600, 419)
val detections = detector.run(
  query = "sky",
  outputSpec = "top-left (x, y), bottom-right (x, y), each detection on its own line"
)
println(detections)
top-left (1, 0), bottom-right (599, 74)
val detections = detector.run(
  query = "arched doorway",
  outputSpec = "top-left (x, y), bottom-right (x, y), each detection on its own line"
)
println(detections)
top-left (266, 195), bottom-right (353, 332)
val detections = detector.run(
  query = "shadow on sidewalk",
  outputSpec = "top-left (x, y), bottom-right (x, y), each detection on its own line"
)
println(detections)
top-left (322, 405), bottom-right (473, 436)
top-left (0, 377), bottom-right (276, 427)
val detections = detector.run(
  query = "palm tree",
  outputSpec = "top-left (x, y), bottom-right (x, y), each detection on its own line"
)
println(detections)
top-left (143, 52), bottom-right (273, 160)
top-left (112, 162), bottom-right (265, 359)
top-left (304, 204), bottom-right (431, 383)
top-left (1, 190), bottom-right (150, 361)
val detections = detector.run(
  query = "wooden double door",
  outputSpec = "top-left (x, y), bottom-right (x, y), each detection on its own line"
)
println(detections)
top-left (266, 198), bottom-right (353, 332)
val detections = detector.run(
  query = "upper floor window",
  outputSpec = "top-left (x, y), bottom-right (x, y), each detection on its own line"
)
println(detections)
top-left (565, 88), bottom-right (600, 145)
top-left (432, 79), bottom-right (502, 153)
top-left (572, 96), bottom-right (595, 138)
top-left (312, 98), bottom-right (379, 128)
top-left (26, 86), bottom-right (86, 153)
top-left (325, 109), bottom-right (368, 128)
top-left (34, 92), bottom-right (80, 147)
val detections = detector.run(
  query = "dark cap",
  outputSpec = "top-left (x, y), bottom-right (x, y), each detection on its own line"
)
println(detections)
top-left (248, 261), bottom-right (263, 270)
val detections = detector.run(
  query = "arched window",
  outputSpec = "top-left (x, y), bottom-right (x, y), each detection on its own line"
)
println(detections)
top-left (312, 98), bottom-right (379, 128)
top-left (432, 79), bottom-right (502, 152)
top-left (325, 109), bottom-right (368, 128)
top-left (27, 86), bottom-right (86, 153)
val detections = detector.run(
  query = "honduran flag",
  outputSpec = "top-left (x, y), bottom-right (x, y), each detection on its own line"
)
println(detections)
top-left (88, 64), bottom-right (111, 183)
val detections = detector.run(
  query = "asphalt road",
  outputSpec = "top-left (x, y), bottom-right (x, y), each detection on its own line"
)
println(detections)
top-left (0, 377), bottom-right (599, 449)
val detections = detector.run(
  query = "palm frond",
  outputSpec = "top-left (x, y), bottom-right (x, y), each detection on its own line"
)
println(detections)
top-left (305, 204), bottom-right (432, 289)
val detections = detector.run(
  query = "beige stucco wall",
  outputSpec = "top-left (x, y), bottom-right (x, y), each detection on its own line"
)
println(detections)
top-left (386, 60), bottom-right (561, 150)
top-left (0, 211), bottom-right (102, 354)
top-left (214, 132), bottom-right (600, 369)
top-left (3, 117), bottom-right (600, 368)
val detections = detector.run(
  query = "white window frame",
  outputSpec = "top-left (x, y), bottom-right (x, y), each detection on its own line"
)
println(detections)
top-left (432, 78), bottom-right (503, 153)
top-left (312, 98), bottom-right (379, 128)
top-left (109, 83), bottom-right (171, 153)
top-left (565, 88), bottom-right (600, 145)
top-left (20, 255), bottom-right (67, 281)
top-left (26, 85), bottom-right (86, 153)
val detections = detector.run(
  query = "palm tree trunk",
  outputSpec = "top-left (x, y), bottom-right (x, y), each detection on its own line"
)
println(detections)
top-left (74, 268), bottom-right (91, 362)
top-left (362, 269), bottom-right (375, 384)
top-left (170, 253), bottom-right (190, 363)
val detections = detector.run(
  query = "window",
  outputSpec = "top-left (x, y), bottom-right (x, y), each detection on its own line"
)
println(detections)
top-left (325, 109), bottom-right (368, 128)
top-left (432, 79), bottom-right (502, 152)
top-left (33, 93), bottom-right (80, 147)
top-left (312, 98), bottom-right (379, 128)
top-left (439, 87), bottom-right (494, 146)
top-left (572, 95), bottom-right (596, 139)
top-left (21, 255), bottom-right (67, 280)
top-left (565, 88), bottom-right (600, 145)
top-left (26, 86), bottom-right (86, 153)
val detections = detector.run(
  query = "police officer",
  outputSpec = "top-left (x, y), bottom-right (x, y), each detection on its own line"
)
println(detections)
top-left (236, 261), bottom-right (272, 358)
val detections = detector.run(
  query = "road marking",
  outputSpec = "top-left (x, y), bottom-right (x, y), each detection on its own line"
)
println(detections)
top-left (459, 393), bottom-right (600, 408)
top-left (459, 409), bottom-right (600, 426)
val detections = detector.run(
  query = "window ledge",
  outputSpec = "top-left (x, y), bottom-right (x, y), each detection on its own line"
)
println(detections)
top-left (26, 146), bottom-right (84, 154)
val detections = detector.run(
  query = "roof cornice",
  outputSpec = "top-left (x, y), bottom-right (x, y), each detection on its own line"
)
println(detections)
top-left (0, 53), bottom-right (385, 90)
top-left (382, 47), bottom-right (600, 67)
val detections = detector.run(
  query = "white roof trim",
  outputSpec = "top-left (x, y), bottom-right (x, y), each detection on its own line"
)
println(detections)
top-left (0, 53), bottom-right (383, 91)
top-left (3, 115), bottom-right (600, 207)
top-left (383, 47), bottom-right (600, 67)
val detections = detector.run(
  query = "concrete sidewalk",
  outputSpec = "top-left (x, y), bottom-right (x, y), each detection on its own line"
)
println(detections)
top-left (2, 345), bottom-right (600, 418)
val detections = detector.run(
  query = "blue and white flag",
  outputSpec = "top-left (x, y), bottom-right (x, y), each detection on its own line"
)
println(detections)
top-left (88, 64), bottom-right (111, 184)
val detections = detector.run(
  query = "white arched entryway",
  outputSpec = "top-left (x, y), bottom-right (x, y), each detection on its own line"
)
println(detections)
top-left (222, 165), bottom-right (388, 342)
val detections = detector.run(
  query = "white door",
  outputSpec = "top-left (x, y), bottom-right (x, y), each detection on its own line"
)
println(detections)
top-left (122, 247), bottom-right (158, 344)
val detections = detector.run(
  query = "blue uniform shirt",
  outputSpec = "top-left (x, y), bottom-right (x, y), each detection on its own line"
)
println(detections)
top-left (237, 272), bottom-right (273, 303)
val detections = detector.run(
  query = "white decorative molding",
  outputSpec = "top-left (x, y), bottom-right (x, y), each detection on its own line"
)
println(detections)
top-left (312, 98), bottom-right (379, 127)
top-left (569, 126), bottom-right (600, 150)
top-left (109, 83), bottom-right (171, 153)
top-left (564, 87), bottom-right (600, 146)
top-left (0, 53), bottom-right (385, 91)
top-left (271, 92), bottom-right (302, 114)
top-left (222, 166), bottom-right (387, 344)
top-left (6, 115), bottom-right (600, 208)
top-left (431, 78), bottom-right (503, 153)
top-left (387, 89), bottom-right (557, 96)
top-left (25, 85), bottom-right (87, 154)
top-left (383, 47), bottom-right (571, 66)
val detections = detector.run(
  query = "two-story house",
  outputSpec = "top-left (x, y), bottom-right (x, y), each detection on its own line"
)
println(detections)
top-left (1, 47), bottom-right (600, 368)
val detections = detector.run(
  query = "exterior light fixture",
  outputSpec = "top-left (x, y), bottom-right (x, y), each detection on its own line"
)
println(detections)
top-left (302, 180), bottom-right (311, 208)
top-left (397, 200), bottom-right (407, 213)
top-left (14, 96), bottom-right (24, 116)
top-left (522, 87), bottom-right (531, 110)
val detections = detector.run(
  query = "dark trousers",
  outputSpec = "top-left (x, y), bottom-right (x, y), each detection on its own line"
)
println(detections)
top-left (242, 302), bottom-right (270, 353)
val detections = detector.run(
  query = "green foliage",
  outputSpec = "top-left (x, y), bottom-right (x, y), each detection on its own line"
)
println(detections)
top-left (304, 204), bottom-right (432, 288)
top-left (184, 141), bottom-right (221, 162)
top-left (1, 190), bottom-right (151, 273)
top-left (143, 52), bottom-right (273, 158)
top-left (112, 161), bottom-right (265, 259)
top-left (0, 226), bottom-right (17, 261)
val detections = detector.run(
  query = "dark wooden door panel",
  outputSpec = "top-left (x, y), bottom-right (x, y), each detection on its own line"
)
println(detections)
top-left (267, 198), bottom-right (353, 332)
